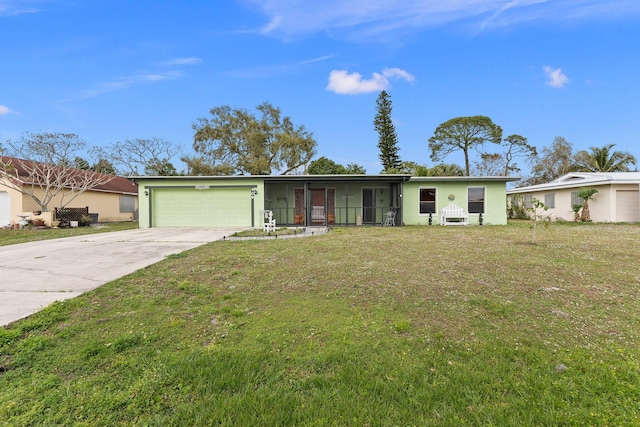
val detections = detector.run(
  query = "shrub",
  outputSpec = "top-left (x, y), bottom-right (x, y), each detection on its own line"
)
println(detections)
top-left (508, 195), bottom-right (528, 219)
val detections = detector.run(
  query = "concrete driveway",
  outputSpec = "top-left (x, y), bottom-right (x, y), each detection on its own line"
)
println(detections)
top-left (0, 227), bottom-right (242, 327)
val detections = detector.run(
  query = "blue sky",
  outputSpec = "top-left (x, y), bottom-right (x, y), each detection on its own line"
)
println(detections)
top-left (1, 0), bottom-right (639, 175)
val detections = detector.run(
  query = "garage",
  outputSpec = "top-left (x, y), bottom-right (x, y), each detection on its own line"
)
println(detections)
top-left (615, 190), bottom-right (640, 222)
top-left (150, 186), bottom-right (254, 227)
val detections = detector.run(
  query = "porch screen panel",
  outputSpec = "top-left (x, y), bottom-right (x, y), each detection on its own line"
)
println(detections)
top-left (310, 189), bottom-right (325, 224)
top-left (294, 188), bottom-right (305, 224)
top-left (327, 189), bottom-right (336, 224)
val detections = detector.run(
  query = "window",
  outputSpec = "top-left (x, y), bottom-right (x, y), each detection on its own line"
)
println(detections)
top-left (544, 193), bottom-right (556, 208)
top-left (524, 194), bottom-right (533, 209)
top-left (120, 195), bottom-right (136, 213)
top-left (419, 188), bottom-right (436, 214)
top-left (468, 187), bottom-right (485, 214)
top-left (571, 191), bottom-right (582, 207)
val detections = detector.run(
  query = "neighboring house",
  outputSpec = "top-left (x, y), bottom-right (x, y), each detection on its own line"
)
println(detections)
top-left (132, 174), bottom-right (518, 228)
top-left (0, 157), bottom-right (139, 227)
top-left (507, 172), bottom-right (640, 223)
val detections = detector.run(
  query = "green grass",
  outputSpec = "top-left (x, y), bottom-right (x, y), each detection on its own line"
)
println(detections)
top-left (1, 222), bottom-right (639, 426)
top-left (0, 221), bottom-right (138, 246)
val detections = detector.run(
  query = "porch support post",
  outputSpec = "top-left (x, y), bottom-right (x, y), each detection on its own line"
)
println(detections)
top-left (251, 188), bottom-right (255, 228)
top-left (399, 182), bottom-right (404, 226)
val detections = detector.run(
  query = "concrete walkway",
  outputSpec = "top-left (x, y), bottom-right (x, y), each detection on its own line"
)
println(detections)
top-left (0, 228), bottom-right (241, 326)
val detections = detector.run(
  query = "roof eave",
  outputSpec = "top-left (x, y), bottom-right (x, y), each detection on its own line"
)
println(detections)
top-left (131, 174), bottom-right (518, 183)
top-left (131, 174), bottom-right (414, 182)
top-left (409, 176), bottom-right (521, 182)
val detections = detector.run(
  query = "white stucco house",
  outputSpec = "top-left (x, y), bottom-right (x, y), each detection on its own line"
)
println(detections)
top-left (507, 172), bottom-right (640, 223)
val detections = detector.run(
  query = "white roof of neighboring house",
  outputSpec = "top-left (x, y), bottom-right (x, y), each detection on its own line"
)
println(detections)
top-left (507, 172), bottom-right (640, 194)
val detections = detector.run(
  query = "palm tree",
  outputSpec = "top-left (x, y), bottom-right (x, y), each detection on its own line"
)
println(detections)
top-left (577, 187), bottom-right (598, 222)
top-left (573, 144), bottom-right (637, 172)
top-left (572, 204), bottom-right (583, 222)
top-left (427, 163), bottom-right (464, 176)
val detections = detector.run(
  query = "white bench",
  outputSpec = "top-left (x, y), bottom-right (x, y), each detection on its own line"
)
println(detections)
top-left (440, 204), bottom-right (468, 226)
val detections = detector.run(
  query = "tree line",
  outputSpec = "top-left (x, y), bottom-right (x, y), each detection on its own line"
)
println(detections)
top-left (373, 91), bottom-right (636, 184)
top-left (1, 94), bottom-right (637, 212)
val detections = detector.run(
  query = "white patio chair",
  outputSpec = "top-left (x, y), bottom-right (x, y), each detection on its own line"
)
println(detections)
top-left (383, 210), bottom-right (396, 226)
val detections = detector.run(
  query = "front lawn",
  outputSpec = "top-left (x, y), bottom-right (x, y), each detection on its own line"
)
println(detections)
top-left (1, 223), bottom-right (639, 425)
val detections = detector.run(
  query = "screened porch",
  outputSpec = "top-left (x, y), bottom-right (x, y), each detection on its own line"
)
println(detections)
top-left (263, 176), bottom-right (408, 227)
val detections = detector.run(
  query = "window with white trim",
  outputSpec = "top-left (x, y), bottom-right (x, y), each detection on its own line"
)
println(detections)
top-left (419, 188), bottom-right (436, 214)
top-left (468, 187), bottom-right (485, 214)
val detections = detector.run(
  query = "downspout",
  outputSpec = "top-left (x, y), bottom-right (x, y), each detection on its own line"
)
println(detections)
top-left (250, 186), bottom-right (257, 228)
top-left (251, 197), bottom-right (254, 227)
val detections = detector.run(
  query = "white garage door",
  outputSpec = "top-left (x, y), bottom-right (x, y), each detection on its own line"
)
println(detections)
top-left (152, 187), bottom-right (253, 227)
top-left (616, 190), bottom-right (640, 222)
top-left (0, 192), bottom-right (10, 226)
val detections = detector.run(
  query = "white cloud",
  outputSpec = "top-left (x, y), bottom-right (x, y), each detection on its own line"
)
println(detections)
top-left (383, 67), bottom-right (416, 83)
top-left (164, 57), bottom-right (202, 66)
top-left (61, 71), bottom-right (184, 103)
top-left (0, 104), bottom-right (12, 115)
top-left (326, 68), bottom-right (415, 95)
top-left (224, 54), bottom-right (336, 79)
top-left (478, 0), bottom-right (546, 32)
top-left (299, 54), bottom-right (335, 65)
top-left (244, 0), bottom-right (640, 40)
top-left (62, 58), bottom-right (198, 101)
top-left (327, 70), bottom-right (387, 94)
top-left (260, 15), bottom-right (283, 34)
top-left (543, 66), bottom-right (569, 88)
top-left (0, 2), bottom-right (40, 17)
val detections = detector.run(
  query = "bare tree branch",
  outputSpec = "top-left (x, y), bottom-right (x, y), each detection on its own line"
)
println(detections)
top-left (0, 132), bottom-right (115, 212)
top-left (100, 137), bottom-right (180, 176)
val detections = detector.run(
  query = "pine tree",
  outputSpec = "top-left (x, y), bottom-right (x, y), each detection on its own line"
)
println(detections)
top-left (374, 91), bottom-right (401, 172)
